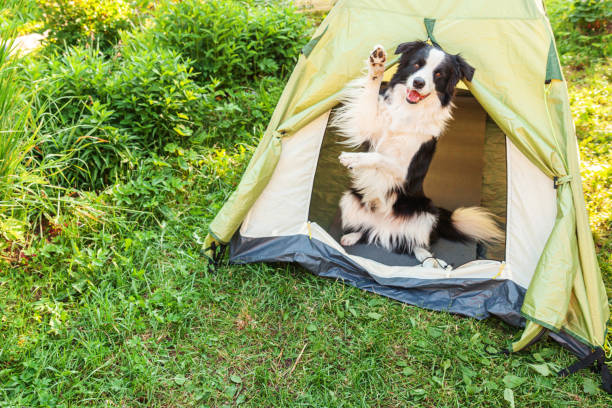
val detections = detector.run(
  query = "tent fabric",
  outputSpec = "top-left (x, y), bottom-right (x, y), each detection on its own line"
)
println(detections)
top-left (206, 0), bottom-right (609, 354)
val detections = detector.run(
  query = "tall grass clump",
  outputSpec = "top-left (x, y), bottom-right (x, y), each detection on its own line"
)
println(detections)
top-left (0, 22), bottom-right (41, 244)
top-left (0, 8), bottom-right (113, 259)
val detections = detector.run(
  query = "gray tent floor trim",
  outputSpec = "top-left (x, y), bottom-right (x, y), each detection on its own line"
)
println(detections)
top-left (229, 233), bottom-right (526, 328)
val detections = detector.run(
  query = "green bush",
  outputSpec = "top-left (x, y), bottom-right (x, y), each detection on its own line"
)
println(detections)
top-left (40, 0), bottom-right (133, 49)
top-left (23, 45), bottom-right (213, 189)
top-left (20, 0), bottom-right (303, 191)
top-left (547, 0), bottom-right (611, 66)
top-left (150, 0), bottom-right (310, 86)
top-left (104, 44), bottom-right (213, 150)
top-left (569, 0), bottom-right (611, 34)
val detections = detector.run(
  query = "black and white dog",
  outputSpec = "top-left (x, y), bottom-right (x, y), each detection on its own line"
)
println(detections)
top-left (333, 42), bottom-right (502, 267)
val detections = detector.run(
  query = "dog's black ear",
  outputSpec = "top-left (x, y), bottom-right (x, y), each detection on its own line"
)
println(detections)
top-left (455, 54), bottom-right (475, 82)
top-left (394, 41), bottom-right (428, 56)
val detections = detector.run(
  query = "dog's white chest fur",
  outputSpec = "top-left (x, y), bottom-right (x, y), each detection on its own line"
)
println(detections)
top-left (335, 85), bottom-right (452, 207)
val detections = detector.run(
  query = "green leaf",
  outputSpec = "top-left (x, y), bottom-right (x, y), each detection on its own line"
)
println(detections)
top-left (306, 324), bottom-right (317, 332)
top-left (225, 385), bottom-right (237, 397)
top-left (462, 373), bottom-right (473, 386)
top-left (367, 312), bottom-right (382, 320)
top-left (432, 376), bottom-right (444, 386)
top-left (503, 388), bottom-right (515, 408)
top-left (174, 374), bottom-right (187, 385)
top-left (442, 359), bottom-right (451, 370)
top-left (427, 327), bottom-right (443, 338)
top-left (485, 346), bottom-right (498, 354)
top-left (583, 377), bottom-right (599, 395)
top-left (457, 352), bottom-right (469, 362)
top-left (402, 367), bottom-right (415, 376)
top-left (230, 374), bottom-right (242, 384)
top-left (528, 363), bottom-right (551, 377)
top-left (503, 374), bottom-right (525, 389)
top-left (466, 384), bottom-right (482, 394)
top-left (484, 380), bottom-right (499, 390)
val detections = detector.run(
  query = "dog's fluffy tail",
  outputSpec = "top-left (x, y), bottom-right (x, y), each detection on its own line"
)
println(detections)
top-left (436, 207), bottom-right (504, 244)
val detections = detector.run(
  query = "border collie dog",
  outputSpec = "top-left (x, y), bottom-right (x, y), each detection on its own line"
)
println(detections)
top-left (333, 42), bottom-right (502, 267)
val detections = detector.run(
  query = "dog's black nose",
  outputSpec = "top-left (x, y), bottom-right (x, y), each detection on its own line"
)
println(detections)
top-left (412, 77), bottom-right (425, 89)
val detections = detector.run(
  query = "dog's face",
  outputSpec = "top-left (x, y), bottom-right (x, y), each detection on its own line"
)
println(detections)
top-left (388, 41), bottom-right (475, 107)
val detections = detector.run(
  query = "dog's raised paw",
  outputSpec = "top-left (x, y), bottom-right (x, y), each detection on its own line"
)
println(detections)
top-left (369, 45), bottom-right (386, 65)
top-left (369, 45), bottom-right (386, 78)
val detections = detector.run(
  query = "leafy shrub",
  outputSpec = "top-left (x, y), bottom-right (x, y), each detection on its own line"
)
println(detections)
top-left (0, 0), bottom-right (43, 34)
top-left (547, 0), bottom-right (611, 66)
top-left (149, 0), bottom-right (311, 86)
top-left (104, 44), bottom-right (212, 150)
top-left (20, 0), bottom-right (300, 191)
top-left (23, 44), bottom-right (213, 189)
top-left (202, 76), bottom-right (284, 144)
top-left (569, 0), bottom-right (611, 34)
top-left (110, 155), bottom-right (189, 215)
top-left (40, 0), bottom-right (133, 49)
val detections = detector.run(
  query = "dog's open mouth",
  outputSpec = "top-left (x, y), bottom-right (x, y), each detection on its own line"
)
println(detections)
top-left (406, 90), bottom-right (430, 104)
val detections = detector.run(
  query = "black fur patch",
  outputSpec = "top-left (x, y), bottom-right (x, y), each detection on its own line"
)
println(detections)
top-left (429, 207), bottom-right (471, 244)
top-left (434, 54), bottom-right (474, 106)
top-left (390, 137), bottom-right (438, 218)
top-left (403, 137), bottom-right (437, 196)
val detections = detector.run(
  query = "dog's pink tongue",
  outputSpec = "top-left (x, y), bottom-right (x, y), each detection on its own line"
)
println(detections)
top-left (408, 90), bottom-right (421, 103)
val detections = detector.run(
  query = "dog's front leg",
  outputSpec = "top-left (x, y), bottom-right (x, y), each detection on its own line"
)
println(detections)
top-left (339, 151), bottom-right (404, 181)
top-left (414, 247), bottom-right (451, 269)
top-left (352, 45), bottom-right (387, 137)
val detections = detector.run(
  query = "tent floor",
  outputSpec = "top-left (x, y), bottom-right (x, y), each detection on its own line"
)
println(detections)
top-left (328, 212), bottom-right (478, 267)
top-left (342, 240), bottom-right (477, 268)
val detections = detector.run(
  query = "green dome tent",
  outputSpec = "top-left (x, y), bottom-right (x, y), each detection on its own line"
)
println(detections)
top-left (205, 0), bottom-right (610, 388)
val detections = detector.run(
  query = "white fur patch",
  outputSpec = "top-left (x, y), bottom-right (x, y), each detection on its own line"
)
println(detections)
top-left (452, 207), bottom-right (504, 243)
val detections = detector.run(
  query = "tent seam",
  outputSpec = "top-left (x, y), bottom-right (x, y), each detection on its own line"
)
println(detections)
top-left (520, 310), bottom-right (560, 333)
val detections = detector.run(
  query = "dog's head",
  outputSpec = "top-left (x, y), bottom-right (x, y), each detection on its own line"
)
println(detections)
top-left (388, 41), bottom-right (474, 107)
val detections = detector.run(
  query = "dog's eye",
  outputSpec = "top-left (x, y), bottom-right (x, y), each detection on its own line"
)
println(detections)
top-left (435, 72), bottom-right (441, 77)
top-left (413, 63), bottom-right (420, 69)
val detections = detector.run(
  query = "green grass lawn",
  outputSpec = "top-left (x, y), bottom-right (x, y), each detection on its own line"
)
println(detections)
top-left (0, 0), bottom-right (610, 406)
top-left (1, 67), bottom-right (609, 407)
